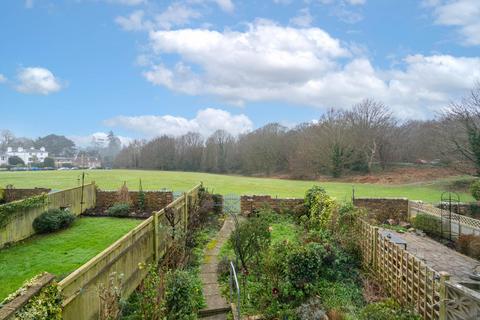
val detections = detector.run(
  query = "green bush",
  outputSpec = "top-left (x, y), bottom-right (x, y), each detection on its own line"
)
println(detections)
top-left (163, 270), bottom-right (204, 320)
top-left (303, 186), bottom-right (336, 230)
top-left (287, 243), bottom-right (326, 290)
top-left (413, 213), bottom-right (442, 238)
top-left (106, 203), bottom-right (131, 217)
top-left (359, 299), bottom-right (421, 320)
top-left (32, 209), bottom-right (76, 234)
top-left (471, 180), bottom-right (480, 201)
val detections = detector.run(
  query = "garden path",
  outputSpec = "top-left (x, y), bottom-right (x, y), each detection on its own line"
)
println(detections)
top-left (199, 215), bottom-right (238, 319)
top-left (385, 229), bottom-right (480, 282)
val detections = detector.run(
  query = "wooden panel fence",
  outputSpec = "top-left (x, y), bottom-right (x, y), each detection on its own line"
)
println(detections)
top-left (0, 183), bottom-right (96, 248)
top-left (58, 184), bottom-right (202, 320)
top-left (358, 219), bottom-right (441, 319)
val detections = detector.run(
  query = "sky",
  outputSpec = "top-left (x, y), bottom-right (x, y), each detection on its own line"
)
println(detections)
top-left (1, 0), bottom-right (480, 146)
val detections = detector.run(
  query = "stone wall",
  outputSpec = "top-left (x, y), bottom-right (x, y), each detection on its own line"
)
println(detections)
top-left (353, 197), bottom-right (409, 222)
top-left (240, 195), bottom-right (304, 216)
top-left (95, 190), bottom-right (173, 214)
top-left (3, 188), bottom-right (51, 203)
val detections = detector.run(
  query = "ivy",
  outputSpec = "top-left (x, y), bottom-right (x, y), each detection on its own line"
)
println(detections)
top-left (0, 273), bottom-right (62, 320)
top-left (0, 194), bottom-right (48, 229)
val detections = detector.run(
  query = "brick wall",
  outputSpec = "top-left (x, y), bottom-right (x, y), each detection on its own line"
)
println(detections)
top-left (353, 197), bottom-right (409, 222)
top-left (240, 195), bottom-right (304, 216)
top-left (95, 190), bottom-right (173, 214)
top-left (3, 188), bottom-right (51, 203)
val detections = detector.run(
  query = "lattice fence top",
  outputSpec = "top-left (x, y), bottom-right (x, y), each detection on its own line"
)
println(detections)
top-left (410, 201), bottom-right (480, 230)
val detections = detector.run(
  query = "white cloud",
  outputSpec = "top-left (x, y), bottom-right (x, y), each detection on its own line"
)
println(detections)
top-left (116, 4), bottom-right (201, 31)
top-left (427, 0), bottom-right (480, 46)
top-left (290, 8), bottom-right (313, 27)
top-left (69, 132), bottom-right (132, 148)
top-left (0, 74), bottom-right (6, 83)
top-left (104, 108), bottom-right (253, 137)
top-left (213, 0), bottom-right (234, 12)
top-left (140, 21), bottom-right (480, 119)
top-left (15, 67), bottom-right (63, 95)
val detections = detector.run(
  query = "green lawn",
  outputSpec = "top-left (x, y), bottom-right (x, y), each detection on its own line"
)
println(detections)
top-left (0, 169), bottom-right (474, 202)
top-left (0, 217), bottom-right (141, 301)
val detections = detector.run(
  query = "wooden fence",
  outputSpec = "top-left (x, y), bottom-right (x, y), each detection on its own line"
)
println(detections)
top-left (358, 217), bottom-right (480, 320)
top-left (58, 184), bottom-right (202, 320)
top-left (0, 183), bottom-right (96, 248)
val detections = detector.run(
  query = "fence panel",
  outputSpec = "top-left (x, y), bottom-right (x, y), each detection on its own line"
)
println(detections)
top-left (59, 184), bottom-right (202, 320)
top-left (0, 184), bottom-right (96, 248)
top-left (358, 219), bottom-right (440, 320)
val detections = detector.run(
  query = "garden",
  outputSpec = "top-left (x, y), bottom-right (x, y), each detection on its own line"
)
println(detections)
top-left (218, 186), bottom-right (421, 319)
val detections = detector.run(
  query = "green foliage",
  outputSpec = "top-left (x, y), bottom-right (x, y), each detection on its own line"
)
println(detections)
top-left (470, 180), bottom-right (480, 201)
top-left (413, 213), bottom-right (442, 238)
top-left (163, 269), bottom-right (204, 320)
top-left (0, 187), bottom-right (4, 204)
top-left (287, 243), bottom-right (325, 290)
top-left (1, 273), bottom-right (62, 320)
top-left (303, 186), bottom-right (336, 229)
top-left (8, 156), bottom-right (24, 166)
top-left (32, 209), bottom-right (76, 234)
top-left (0, 194), bottom-right (47, 229)
top-left (43, 157), bottom-right (55, 168)
top-left (138, 179), bottom-right (146, 212)
top-left (230, 214), bottom-right (271, 273)
top-left (106, 203), bottom-right (131, 217)
top-left (359, 299), bottom-right (421, 320)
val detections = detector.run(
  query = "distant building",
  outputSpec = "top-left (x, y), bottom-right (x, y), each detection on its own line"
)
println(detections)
top-left (73, 154), bottom-right (102, 168)
top-left (4, 147), bottom-right (49, 165)
top-left (53, 156), bottom-right (75, 168)
top-left (0, 153), bottom-right (8, 166)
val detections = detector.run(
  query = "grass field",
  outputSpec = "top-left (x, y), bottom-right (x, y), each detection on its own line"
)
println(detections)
top-left (0, 217), bottom-right (141, 301)
top-left (0, 169), bottom-right (474, 202)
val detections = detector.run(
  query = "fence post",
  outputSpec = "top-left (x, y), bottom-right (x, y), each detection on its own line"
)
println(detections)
top-left (184, 192), bottom-right (188, 233)
top-left (372, 226), bottom-right (379, 267)
top-left (153, 212), bottom-right (159, 262)
top-left (439, 271), bottom-right (450, 320)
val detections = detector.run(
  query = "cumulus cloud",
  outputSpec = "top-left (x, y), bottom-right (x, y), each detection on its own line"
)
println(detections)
top-left (427, 0), bottom-right (480, 46)
top-left (213, 0), bottom-right (234, 12)
top-left (140, 20), bottom-right (480, 118)
top-left (104, 108), bottom-right (253, 137)
top-left (0, 74), bottom-right (6, 83)
top-left (15, 67), bottom-right (63, 95)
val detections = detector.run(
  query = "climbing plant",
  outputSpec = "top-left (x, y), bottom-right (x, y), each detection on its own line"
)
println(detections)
top-left (0, 194), bottom-right (48, 229)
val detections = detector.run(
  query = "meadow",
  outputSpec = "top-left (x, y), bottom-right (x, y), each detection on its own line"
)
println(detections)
top-left (0, 169), bottom-right (474, 202)
top-left (0, 217), bottom-right (141, 301)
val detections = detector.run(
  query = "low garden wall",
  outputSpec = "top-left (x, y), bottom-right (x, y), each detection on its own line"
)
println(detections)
top-left (240, 195), bottom-right (304, 215)
top-left (353, 197), bottom-right (409, 222)
top-left (3, 187), bottom-right (51, 203)
top-left (0, 184), bottom-right (96, 248)
top-left (58, 184), bottom-right (202, 320)
top-left (94, 190), bottom-right (173, 214)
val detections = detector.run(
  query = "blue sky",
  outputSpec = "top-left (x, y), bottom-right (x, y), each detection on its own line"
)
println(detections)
top-left (1, 0), bottom-right (480, 145)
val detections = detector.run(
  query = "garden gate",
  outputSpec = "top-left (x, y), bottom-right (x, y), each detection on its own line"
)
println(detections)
top-left (223, 194), bottom-right (241, 215)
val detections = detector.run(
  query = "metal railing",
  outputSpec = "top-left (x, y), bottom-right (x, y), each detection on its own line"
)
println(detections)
top-left (229, 261), bottom-right (241, 320)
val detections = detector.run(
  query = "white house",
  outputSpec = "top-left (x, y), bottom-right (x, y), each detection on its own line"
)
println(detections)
top-left (5, 147), bottom-right (49, 165)
top-left (0, 153), bottom-right (8, 166)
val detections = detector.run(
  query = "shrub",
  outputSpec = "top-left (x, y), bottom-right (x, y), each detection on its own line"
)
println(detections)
top-left (303, 186), bottom-right (336, 230)
top-left (470, 180), bottom-right (480, 201)
top-left (138, 179), bottom-right (146, 212)
top-left (230, 215), bottom-right (271, 273)
top-left (456, 234), bottom-right (480, 259)
top-left (163, 270), bottom-right (204, 320)
top-left (359, 299), bottom-right (421, 320)
top-left (413, 213), bottom-right (442, 238)
top-left (287, 243), bottom-right (326, 290)
top-left (106, 203), bottom-right (131, 217)
top-left (32, 209), bottom-right (75, 234)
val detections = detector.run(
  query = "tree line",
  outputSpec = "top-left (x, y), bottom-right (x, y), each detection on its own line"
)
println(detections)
top-left (115, 86), bottom-right (480, 178)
